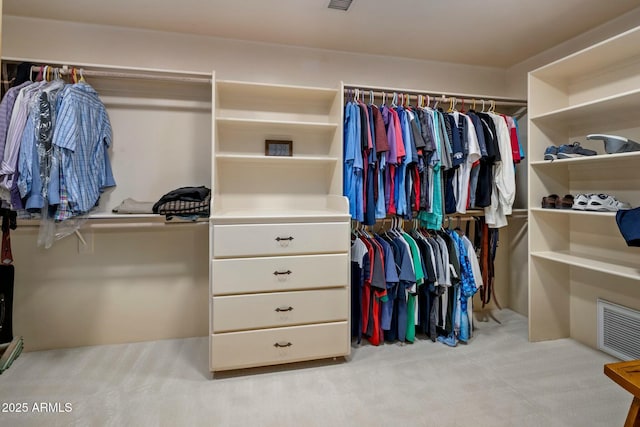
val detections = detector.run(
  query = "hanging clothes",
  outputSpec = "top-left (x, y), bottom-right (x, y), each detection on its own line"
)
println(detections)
top-left (0, 70), bottom-right (116, 249)
top-left (350, 218), bottom-right (488, 348)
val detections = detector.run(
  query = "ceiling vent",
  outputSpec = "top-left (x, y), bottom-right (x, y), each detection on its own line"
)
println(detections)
top-left (328, 0), bottom-right (353, 11)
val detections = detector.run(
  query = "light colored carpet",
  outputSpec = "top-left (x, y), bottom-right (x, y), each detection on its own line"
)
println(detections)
top-left (0, 309), bottom-right (630, 426)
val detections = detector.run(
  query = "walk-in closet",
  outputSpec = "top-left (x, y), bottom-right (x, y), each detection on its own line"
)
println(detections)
top-left (1, 1), bottom-right (640, 426)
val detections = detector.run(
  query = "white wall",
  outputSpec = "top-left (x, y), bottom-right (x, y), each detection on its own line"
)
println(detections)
top-left (3, 16), bottom-right (510, 95)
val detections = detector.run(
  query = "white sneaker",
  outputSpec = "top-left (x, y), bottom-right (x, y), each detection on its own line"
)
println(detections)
top-left (585, 194), bottom-right (631, 212)
top-left (572, 193), bottom-right (591, 210)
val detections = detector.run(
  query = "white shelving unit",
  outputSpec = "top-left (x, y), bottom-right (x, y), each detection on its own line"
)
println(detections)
top-left (210, 79), bottom-right (350, 372)
top-left (528, 26), bottom-right (640, 347)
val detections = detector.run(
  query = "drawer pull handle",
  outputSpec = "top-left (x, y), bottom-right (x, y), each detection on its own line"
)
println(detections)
top-left (275, 306), bottom-right (294, 312)
top-left (273, 270), bottom-right (292, 276)
top-left (275, 236), bottom-right (294, 242)
top-left (274, 342), bottom-right (292, 348)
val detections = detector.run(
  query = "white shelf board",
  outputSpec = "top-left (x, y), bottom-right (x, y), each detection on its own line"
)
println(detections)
top-left (216, 117), bottom-right (338, 131)
top-left (215, 153), bottom-right (338, 164)
top-left (530, 26), bottom-right (640, 81)
top-left (529, 89), bottom-right (640, 132)
top-left (216, 80), bottom-right (337, 103)
top-left (531, 250), bottom-right (640, 281)
top-left (530, 151), bottom-right (640, 167)
top-left (529, 207), bottom-right (616, 217)
top-left (211, 208), bottom-right (350, 225)
top-left (18, 214), bottom-right (208, 229)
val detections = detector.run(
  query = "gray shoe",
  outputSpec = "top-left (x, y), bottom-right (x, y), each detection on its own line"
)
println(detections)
top-left (587, 134), bottom-right (640, 154)
top-left (557, 142), bottom-right (597, 159)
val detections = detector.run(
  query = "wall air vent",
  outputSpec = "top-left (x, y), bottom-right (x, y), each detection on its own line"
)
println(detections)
top-left (598, 299), bottom-right (640, 361)
top-left (328, 0), bottom-right (353, 11)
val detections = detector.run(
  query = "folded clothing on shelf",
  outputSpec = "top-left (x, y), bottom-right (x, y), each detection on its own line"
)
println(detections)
top-left (112, 198), bottom-right (155, 214)
top-left (152, 186), bottom-right (211, 219)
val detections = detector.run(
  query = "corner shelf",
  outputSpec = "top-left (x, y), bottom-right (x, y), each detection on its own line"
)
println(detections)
top-left (530, 151), bottom-right (640, 167)
top-left (529, 208), bottom-right (617, 217)
top-left (531, 251), bottom-right (640, 282)
top-left (215, 117), bottom-right (338, 131)
top-left (528, 25), bottom-right (640, 347)
top-left (215, 153), bottom-right (339, 164)
top-left (529, 89), bottom-right (640, 133)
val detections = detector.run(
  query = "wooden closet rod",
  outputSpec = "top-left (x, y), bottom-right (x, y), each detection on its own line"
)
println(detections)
top-left (344, 87), bottom-right (527, 108)
top-left (29, 65), bottom-right (211, 84)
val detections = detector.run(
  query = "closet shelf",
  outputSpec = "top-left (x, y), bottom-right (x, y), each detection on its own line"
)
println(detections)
top-left (531, 26), bottom-right (640, 83)
top-left (529, 208), bottom-right (617, 217)
top-left (215, 153), bottom-right (338, 164)
top-left (216, 117), bottom-right (338, 131)
top-left (530, 151), bottom-right (640, 167)
top-left (101, 95), bottom-right (211, 111)
top-left (529, 89), bottom-right (640, 133)
top-left (211, 209), bottom-right (351, 225)
top-left (531, 251), bottom-right (640, 281)
top-left (216, 80), bottom-right (338, 104)
top-left (17, 214), bottom-right (208, 229)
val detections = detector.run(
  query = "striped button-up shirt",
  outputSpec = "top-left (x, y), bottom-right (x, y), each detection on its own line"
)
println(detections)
top-left (51, 82), bottom-right (115, 219)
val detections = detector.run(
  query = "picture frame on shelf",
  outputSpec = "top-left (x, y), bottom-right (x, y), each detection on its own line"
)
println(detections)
top-left (265, 140), bottom-right (293, 157)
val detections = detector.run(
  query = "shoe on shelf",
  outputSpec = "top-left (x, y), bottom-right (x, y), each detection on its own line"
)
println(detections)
top-left (544, 146), bottom-right (558, 160)
top-left (585, 194), bottom-right (631, 212)
top-left (572, 193), bottom-right (592, 210)
top-left (586, 134), bottom-right (640, 154)
top-left (541, 194), bottom-right (559, 209)
top-left (558, 194), bottom-right (574, 209)
top-left (557, 142), bottom-right (597, 159)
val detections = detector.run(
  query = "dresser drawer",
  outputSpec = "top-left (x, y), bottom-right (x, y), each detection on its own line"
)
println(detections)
top-left (211, 321), bottom-right (349, 371)
top-left (212, 288), bottom-right (348, 332)
top-left (212, 253), bottom-right (348, 295)
top-left (212, 222), bottom-right (349, 257)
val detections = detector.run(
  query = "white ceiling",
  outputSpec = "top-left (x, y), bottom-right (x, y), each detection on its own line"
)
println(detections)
top-left (4, 0), bottom-right (640, 68)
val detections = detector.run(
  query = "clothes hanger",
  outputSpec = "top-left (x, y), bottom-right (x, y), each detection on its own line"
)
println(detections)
top-left (391, 92), bottom-right (398, 108)
top-left (369, 90), bottom-right (374, 105)
top-left (481, 99), bottom-right (486, 112)
top-left (448, 97), bottom-right (457, 113)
